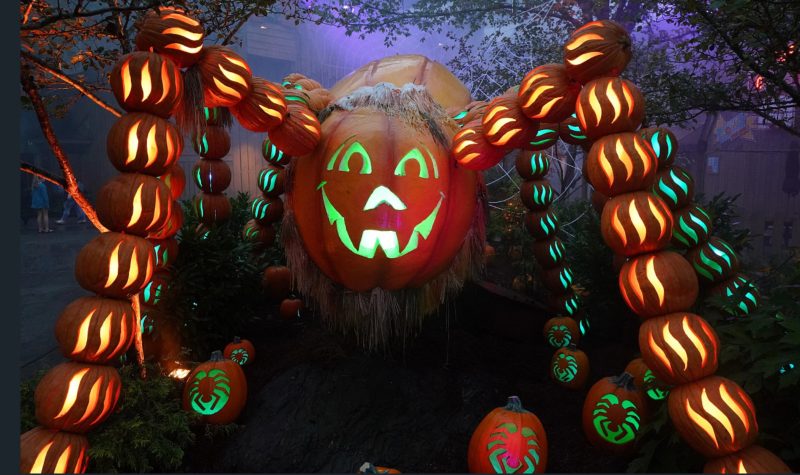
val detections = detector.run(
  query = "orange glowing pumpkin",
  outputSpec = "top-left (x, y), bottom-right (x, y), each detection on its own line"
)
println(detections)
top-left (668, 376), bottom-right (759, 458)
top-left (618, 251), bottom-right (698, 318)
top-left (107, 112), bottom-right (183, 176)
top-left (35, 362), bottom-right (122, 434)
top-left (563, 20), bottom-right (632, 84)
top-left (191, 125), bottom-right (231, 159)
top-left (585, 132), bottom-right (657, 197)
top-left (262, 265), bottom-right (292, 301)
top-left (192, 159), bottom-right (232, 194)
top-left (703, 445), bottom-right (791, 473)
top-left (575, 77), bottom-right (644, 140)
top-left (231, 77), bottom-right (288, 132)
top-left (96, 173), bottom-right (172, 236)
top-left (194, 192), bottom-right (232, 226)
top-left (55, 297), bottom-right (136, 364)
top-left (600, 191), bottom-right (673, 257)
top-left (20, 426), bottom-right (89, 474)
top-left (533, 236), bottom-right (566, 269)
top-left (197, 46), bottom-right (253, 108)
top-left (159, 162), bottom-right (186, 200)
top-left (452, 119), bottom-right (507, 170)
top-left (639, 312), bottom-right (719, 385)
top-left (267, 103), bottom-right (322, 157)
top-left (134, 8), bottom-right (205, 68)
top-left (110, 51), bottom-right (183, 118)
top-left (640, 127), bottom-right (679, 169)
top-left (148, 201), bottom-right (184, 240)
top-left (518, 63), bottom-right (581, 123)
top-left (481, 95), bottom-right (539, 149)
top-left (75, 232), bottom-right (154, 298)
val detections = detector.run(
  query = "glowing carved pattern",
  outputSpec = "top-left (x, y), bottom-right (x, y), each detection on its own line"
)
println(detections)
top-left (55, 368), bottom-right (90, 419)
top-left (552, 353), bottom-right (579, 382)
top-left (188, 369), bottom-right (232, 415)
top-left (230, 348), bottom-right (249, 365)
top-left (592, 394), bottom-right (641, 445)
top-left (606, 82), bottom-right (622, 123)
top-left (486, 422), bottom-right (542, 473)
top-left (125, 120), bottom-right (140, 165)
top-left (547, 325), bottom-right (572, 348)
top-left (565, 33), bottom-right (604, 50)
top-left (645, 256), bottom-right (665, 305)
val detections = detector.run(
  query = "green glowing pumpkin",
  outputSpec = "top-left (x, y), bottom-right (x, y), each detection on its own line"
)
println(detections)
top-left (182, 350), bottom-right (247, 424)
top-left (582, 372), bottom-right (645, 454)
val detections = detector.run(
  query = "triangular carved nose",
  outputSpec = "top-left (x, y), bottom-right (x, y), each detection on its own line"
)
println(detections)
top-left (363, 186), bottom-right (407, 211)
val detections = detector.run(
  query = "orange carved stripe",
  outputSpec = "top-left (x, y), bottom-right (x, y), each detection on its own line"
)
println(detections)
top-left (686, 397), bottom-right (720, 449)
top-left (648, 197), bottom-right (668, 240)
top-left (157, 61), bottom-right (171, 105)
top-left (612, 204), bottom-right (628, 247)
top-left (71, 309), bottom-right (95, 356)
top-left (645, 256), bottom-right (665, 305)
top-left (520, 72), bottom-right (548, 92)
top-left (648, 330), bottom-right (674, 376)
top-left (567, 51), bottom-right (604, 66)
top-left (31, 441), bottom-right (54, 473)
top-left (621, 82), bottom-right (636, 118)
top-left (588, 84), bottom-right (603, 127)
top-left (682, 315), bottom-right (708, 367)
top-left (565, 32), bottom-right (604, 50)
top-left (629, 199), bottom-right (647, 245)
top-left (105, 242), bottom-right (123, 289)
top-left (606, 82), bottom-right (622, 124)
top-left (75, 376), bottom-right (103, 424)
top-left (701, 387), bottom-right (736, 445)
top-left (55, 368), bottom-right (91, 419)
top-left (140, 59), bottom-right (152, 101)
top-left (615, 137), bottom-right (633, 180)
top-left (522, 84), bottom-right (555, 109)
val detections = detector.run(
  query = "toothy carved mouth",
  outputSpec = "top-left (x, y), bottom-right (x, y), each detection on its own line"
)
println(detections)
top-left (317, 181), bottom-right (444, 259)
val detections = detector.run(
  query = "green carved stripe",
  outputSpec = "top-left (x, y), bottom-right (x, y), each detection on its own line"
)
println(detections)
top-left (198, 199), bottom-right (205, 218)
top-left (698, 248), bottom-right (724, 277)
top-left (666, 135), bottom-right (673, 159)
top-left (656, 178), bottom-right (679, 205)
top-left (708, 242), bottom-right (732, 267)
top-left (670, 169), bottom-right (689, 195)
top-left (650, 131), bottom-right (661, 159)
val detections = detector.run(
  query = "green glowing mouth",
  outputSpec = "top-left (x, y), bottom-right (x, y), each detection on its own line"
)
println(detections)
top-left (317, 181), bottom-right (443, 259)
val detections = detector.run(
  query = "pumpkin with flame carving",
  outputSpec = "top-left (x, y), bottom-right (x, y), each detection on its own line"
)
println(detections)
top-left (576, 77), bottom-right (644, 140)
top-left (95, 173), bottom-right (172, 236)
top-left (35, 362), bottom-right (122, 433)
top-left (639, 312), bottom-right (719, 385)
top-left (75, 233), bottom-right (154, 298)
top-left (518, 63), bottom-right (580, 123)
top-left (197, 46), bottom-right (253, 108)
top-left (585, 133), bottom-right (657, 197)
top-left (110, 51), bottom-right (183, 118)
top-left (703, 445), bottom-right (791, 473)
top-left (600, 191), bottom-right (673, 257)
top-left (618, 251), bottom-right (698, 318)
top-left (452, 119), bottom-right (506, 170)
top-left (267, 103), bottom-right (322, 157)
top-left (107, 113), bottom-right (183, 176)
top-left (20, 426), bottom-right (89, 474)
top-left (55, 297), bottom-right (136, 364)
top-left (135, 7), bottom-right (205, 68)
top-left (231, 78), bottom-right (288, 133)
top-left (563, 20), bottom-right (632, 84)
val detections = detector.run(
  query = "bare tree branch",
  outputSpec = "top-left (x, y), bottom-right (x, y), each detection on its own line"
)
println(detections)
top-left (21, 1), bottom-right (161, 31)
top-left (20, 162), bottom-right (67, 188)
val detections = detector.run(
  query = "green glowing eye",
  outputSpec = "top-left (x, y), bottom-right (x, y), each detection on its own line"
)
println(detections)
top-left (188, 369), bottom-right (232, 416)
top-left (453, 110), bottom-right (468, 120)
top-left (591, 394), bottom-right (640, 445)
top-left (394, 148), bottom-right (430, 178)
top-left (327, 137), bottom-right (372, 174)
top-left (486, 422), bottom-right (542, 473)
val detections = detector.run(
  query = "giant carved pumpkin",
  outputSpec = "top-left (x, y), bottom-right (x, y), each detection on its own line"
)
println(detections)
top-left (600, 191), bottom-right (673, 257)
top-left (183, 350), bottom-right (247, 424)
top-left (582, 372), bottom-right (645, 454)
top-left (75, 233), bottom-right (154, 299)
top-left (110, 51), bottom-right (183, 118)
top-left (585, 132), bottom-right (657, 197)
top-left (639, 312), bottom-right (719, 385)
top-left (563, 20), bottom-right (632, 84)
top-left (575, 77), bottom-right (644, 140)
top-left (135, 7), bottom-right (205, 68)
top-left (35, 362), bottom-right (122, 433)
top-left (291, 86), bottom-right (479, 292)
top-left (668, 376), bottom-right (759, 458)
top-left (231, 77), bottom-right (288, 132)
top-left (20, 426), bottom-right (89, 474)
top-left (107, 113), bottom-right (183, 176)
top-left (618, 251), bottom-right (698, 318)
top-left (95, 173), bottom-right (172, 236)
top-left (197, 45), bottom-right (253, 108)
top-left (468, 396), bottom-right (548, 473)
top-left (518, 63), bottom-right (580, 123)
top-left (55, 297), bottom-right (135, 364)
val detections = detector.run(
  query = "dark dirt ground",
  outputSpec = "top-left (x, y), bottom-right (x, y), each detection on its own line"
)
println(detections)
top-left (187, 275), bottom-right (643, 473)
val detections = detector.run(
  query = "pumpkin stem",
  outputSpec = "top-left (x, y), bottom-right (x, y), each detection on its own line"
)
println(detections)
top-left (210, 350), bottom-right (224, 362)
top-left (567, 343), bottom-right (578, 351)
top-left (233, 336), bottom-right (241, 343)
top-left (505, 395), bottom-right (525, 412)
top-left (613, 372), bottom-right (637, 392)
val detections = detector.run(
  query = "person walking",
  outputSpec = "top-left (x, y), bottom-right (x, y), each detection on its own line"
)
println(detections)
top-left (56, 180), bottom-right (87, 224)
top-left (31, 176), bottom-right (53, 233)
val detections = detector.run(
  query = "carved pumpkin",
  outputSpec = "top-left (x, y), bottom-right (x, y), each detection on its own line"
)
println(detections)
top-left (619, 251), bottom-right (698, 318)
top-left (452, 119), bottom-right (506, 170)
top-left (518, 63), bottom-right (580, 123)
top-left (551, 345), bottom-right (590, 389)
top-left (291, 99), bottom-right (479, 292)
top-left (582, 372), bottom-right (645, 454)
top-left (262, 137), bottom-right (292, 168)
top-left (520, 179), bottom-right (555, 211)
top-left (262, 265), bottom-right (292, 301)
top-left (703, 445), bottom-right (791, 473)
top-left (624, 357), bottom-right (670, 401)
top-left (515, 151), bottom-right (550, 180)
top-left (35, 362), bottom-right (122, 433)
top-left (640, 127), bottom-right (679, 169)
top-left (585, 132), bottom-right (657, 197)
top-left (96, 173), bottom-right (172, 236)
top-left (600, 191), bottom-right (673, 256)
top-left (708, 274), bottom-right (761, 317)
top-left (251, 196), bottom-right (284, 225)
top-left (686, 237), bottom-right (741, 285)
top-left (55, 296), bottom-right (135, 364)
top-left (148, 201), bottom-right (183, 240)
top-left (668, 376), bottom-right (758, 458)
top-left (305, 88), bottom-right (334, 113)
top-left (242, 219), bottom-right (276, 248)
top-left (449, 100), bottom-right (488, 127)
top-left (543, 265), bottom-right (575, 295)
top-left (141, 271), bottom-right (170, 306)
top-left (75, 233), bottom-right (154, 298)
top-left (282, 89), bottom-right (312, 109)
top-left (107, 113), bottom-right (183, 176)
top-left (151, 237), bottom-right (179, 269)
top-left (575, 77), bottom-right (644, 140)
top-left (110, 51), bottom-right (183, 117)
top-left (231, 77), bottom-right (288, 132)
top-left (20, 426), bottom-right (89, 474)
top-left (533, 236), bottom-right (566, 269)
top-left (223, 337), bottom-right (255, 366)
top-left (194, 192), bottom-right (232, 225)
top-left (481, 95), bottom-right (539, 149)
top-left (525, 124), bottom-right (560, 151)
top-left (548, 290), bottom-right (582, 318)
top-left (558, 113), bottom-right (590, 146)
top-left (267, 103), bottom-right (321, 157)
top-left (197, 46), bottom-right (253, 108)
top-left (639, 312), bottom-right (719, 385)
top-left (543, 315), bottom-right (580, 348)
top-left (282, 73), bottom-right (322, 91)
top-left (524, 209), bottom-right (559, 241)
top-left (182, 350), bottom-right (247, 424)
top-left (159, 162), bottom-right (186, 200)
top-left (468, 396), bottom-right (548, 474)
top-left (671, 204), bottom-right (713, 250)
top-left (134, 8), bottom-right (204, 68)
top-left (651, 166), bottom-right (694, 210)
top-left (192, 159), bottom-right (232, 194)
top-left (191, 126), bottom-right (231, 159)
top-left (257, 166), bottom-right (285, 197)
top-left (204, 106), bottom-right (227, 126)
top-left (563, 20), bottom-right (632, 84)
top-left (279, 298), bottom-right (304, 320)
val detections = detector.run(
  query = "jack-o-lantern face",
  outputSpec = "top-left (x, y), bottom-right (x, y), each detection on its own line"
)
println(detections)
top-left (292, 108), bottom-right (478, 291)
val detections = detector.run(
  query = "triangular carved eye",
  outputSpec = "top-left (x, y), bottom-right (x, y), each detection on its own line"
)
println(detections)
top-left (326, 135), bottom-right (372, 174)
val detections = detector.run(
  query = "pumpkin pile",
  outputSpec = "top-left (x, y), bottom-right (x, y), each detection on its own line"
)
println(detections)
top-left (564, 19), bottom-right (786, 470)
